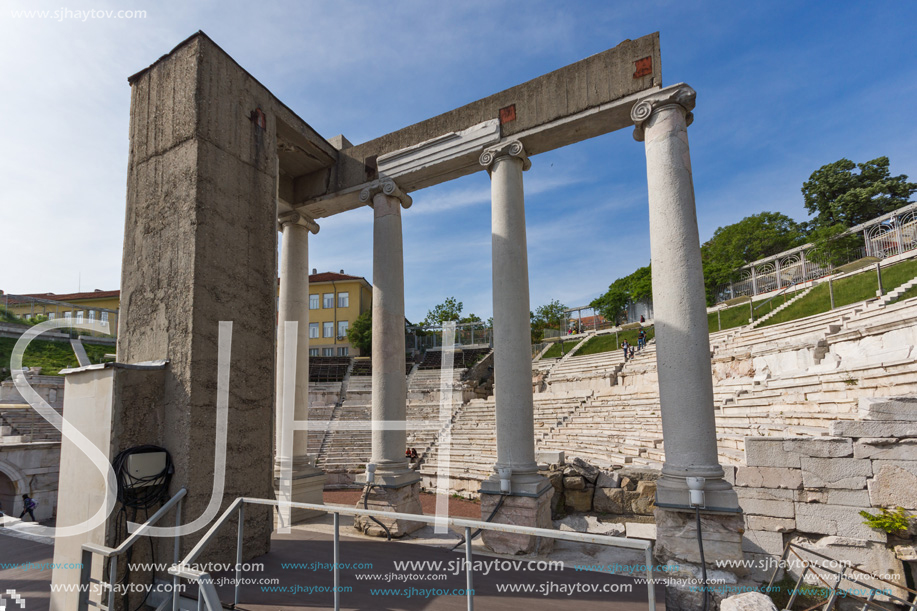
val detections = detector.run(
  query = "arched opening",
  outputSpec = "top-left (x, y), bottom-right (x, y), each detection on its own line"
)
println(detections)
top-left (0, 469), bottom-right (17, 518)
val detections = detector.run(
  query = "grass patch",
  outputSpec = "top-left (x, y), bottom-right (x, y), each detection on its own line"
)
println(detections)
top-left (708, 303), bottom-right (753, 333)
top-left (0, 337), bottom-right (112, 379)
top-left (577, 326), bottom-right (654, 356)
top-left (759, 257), bottom-right (917, 327)
top-left (542, 339), bottom-right (581, 359)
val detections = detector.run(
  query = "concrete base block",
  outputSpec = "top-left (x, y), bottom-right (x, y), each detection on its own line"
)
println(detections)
top-left (481, 488), bottom-right (554, 555)
top-left (288, 466), bottom-right (327, 523)
top-left (353, 482), bottom-right (423, 538)
top-left (654, 507), bottom-right (747, 574)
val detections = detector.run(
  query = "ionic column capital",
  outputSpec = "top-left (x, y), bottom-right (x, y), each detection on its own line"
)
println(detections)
top-left (479, 139), bottom-right (531, 172)
top-left (630, 83), bottom-right (696, 142)
top-left (278, 211), bottom-right (320, 234)
top-left (359, 177), bottom-right (412, 209)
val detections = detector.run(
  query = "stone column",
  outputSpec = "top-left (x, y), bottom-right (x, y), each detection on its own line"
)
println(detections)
top-left (274, 212), bottom-right (326, 523)
top-left (632, 87), bottom-right (743, 598)
top-left (632, 84), bottom-right (738, 511)
top-left (353, 178), bottom-right (422, 537)
top-left (478, 141), bottom-right (553, 555)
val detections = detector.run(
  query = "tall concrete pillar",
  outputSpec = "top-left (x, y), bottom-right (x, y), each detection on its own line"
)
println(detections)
top-left (274, 212), bottom-right (325, 523)
top-left (478, 141), bottom-right (552, 555)
top-left (353, 178), bottom-right (422, 537)
top-left (631, 84), bottom-right (738, 512)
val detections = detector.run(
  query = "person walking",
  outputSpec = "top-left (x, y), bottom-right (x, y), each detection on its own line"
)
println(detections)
top-left (19, 494), bottom-right (37, 522)
top-left (638, 329), bottom-right (646, 350)
top-left (621, 340), bottom-right (629, 361)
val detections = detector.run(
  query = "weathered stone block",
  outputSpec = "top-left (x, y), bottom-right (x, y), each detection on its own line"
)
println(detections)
top-left (788, 535), bottom-right (907, 601)
top-left (563, 475), bottom-right (585, 490)
top-left (555, 515), bottom-right (623, 536)
top-left (824, 489), bottom-right (871, 507)
top-left (653, 508), bottom-right (745, 569)
top-left (482, 490), bottom-right (554, 555)
top-left (800, 457), bottom-right (871, 489)
top-left (854, 438), bottom-right (917, 460)
top-left (620, 476), bottom-right (636, 491)
top-left (829, 419), bottom-right (917, 438)
top-left (625, 522), bottom-right (656, 540)
top-left (736, 486), bottom-right (798, 517)
top-left (564, 487), bottom-right (594, 512)
top-left (794, 503), bottom-right (885, 542)
top-left (596, 470), bottom-right (621, 489)
top-left (859, 396), bottom-right (917, 421)
top-left (721, 592), bottom-right (778, 611)
top-left (567, 456), bottom-right (599, 482)
top-left (782, 437), bottom-right (852, 458)
top-left (353, 482), bottom-right (424, 537)
top-left (742, 530), bottom-right (784, 556)
top-left (735, 466), bottom-right (802, 489)
top-left (745, 515), bottom-right (795, 532)
top-left (618, 466), bottom-right (660, 481)
top-left (868, 463), bottom-right (917, 510)
top-left (593, 487), bottom-right (625, 514)
top-left (745, 437), bottom-right (801, 468)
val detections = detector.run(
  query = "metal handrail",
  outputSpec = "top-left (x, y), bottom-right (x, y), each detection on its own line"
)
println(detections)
top-left (168, 496), bottom-right (658, 611)
top-left (767, 541), bottom-right (917, 610)
top-left (78, 488), bottom-right (186, 611)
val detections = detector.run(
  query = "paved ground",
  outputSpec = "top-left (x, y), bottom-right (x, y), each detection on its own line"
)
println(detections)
top-left (0, 529), bottom-right (54, 611)
top-left (211, 527), bottom-right (664, 610)
top-left (324, 489), bottom-right (482, 518)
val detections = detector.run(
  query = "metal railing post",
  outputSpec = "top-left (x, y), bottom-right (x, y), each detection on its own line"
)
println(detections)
top-left (464, 527), bottom-right (474, 611)
top-left (108, 556), bottom-right (117, 611)
top-left (822, 566), bottom-right (847, 609)
top-left (829, 277), bottom-right (835, 309)
top-left (876, 263), bottom-right (884, 296)
top-left (785, 563), bottom-right (810, 609)
top-left (334, 512), bottom-right (341, 611)
top-left (644, 545), bottom-right (656, 611)
top-left (173, 496), bottom-right (183, 611)
top-left (717, 309), bottom-right (721, 331)
top-left (234, 504), bottom-right (244, 607)
top-left (78, 549), bottom-right (93, 611)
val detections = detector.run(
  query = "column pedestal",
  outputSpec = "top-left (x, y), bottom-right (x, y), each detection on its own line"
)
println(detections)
top-left (480, 488), bottom-right (554, 555)
top-left (353, 481), bottom-right (424, 538)
top-left (274, 457), bottom-right (327, 525)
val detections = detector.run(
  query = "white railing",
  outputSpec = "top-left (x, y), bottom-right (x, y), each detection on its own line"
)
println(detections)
top-left (168, 497), bottom-right (658, 611)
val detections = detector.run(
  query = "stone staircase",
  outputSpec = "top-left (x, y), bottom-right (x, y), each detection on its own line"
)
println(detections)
top-left (874, 274), bottom-right (917, 307)
top-left (0, 404), bottom-right (61, 443)
top-left (747, 285), bottom-right (815, 328)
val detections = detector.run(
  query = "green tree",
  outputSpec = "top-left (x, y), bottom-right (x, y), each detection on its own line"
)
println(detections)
top-left (700, 212), bottom-right (806, 303)
top-left (424, 297), bottom-right (464, 325)
top-left (532, 299), bottom-right (567, 330)
top-left (346, 310), bottom-right (372, 355)
top-left (802, 157), bottom-right (916, 229)
top-left (590, 265), bottom-right (652, 325)
top-left (807, 223), bottom-right (863, 267)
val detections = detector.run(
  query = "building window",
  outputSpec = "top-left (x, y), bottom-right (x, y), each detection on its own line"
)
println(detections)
top-left (309, 348), bottom-right (319, 357)
top-left (309, 323), bottom-right (319, 338)
top-left (100, 312), bottom-right (109, 325)
top-left (76, 311), bottom-right (84, 324)
top-left (338, 292), bottom-right (349, 308)
top-left (337, 347), bottom-right (349, 356)
top-left (48, 312), bottom-right (56, 320)
top-left (323, 293), bottom-right (334, 308)
top-left (88, 311), bottom-right (96, 323)
top-left (309, 294), bottom-right (320, 310)
top-left (338, 320), bottom-right (348, 337)
top-left (323, 321), bottom-right (334, 338)
top-left (322, 347), bottom-right (334, 357)
top-left (63, 311), bottom-right (71, 319)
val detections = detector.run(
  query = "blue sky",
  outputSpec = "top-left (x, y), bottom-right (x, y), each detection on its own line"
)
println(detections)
top-left (1, 1), bottom-right (915, 323)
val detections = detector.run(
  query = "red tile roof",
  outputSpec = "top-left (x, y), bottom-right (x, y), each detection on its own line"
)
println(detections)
top-left (23, 289), bottom-right (121, 301)
top-left (309, 272), bottom-right (365, 283)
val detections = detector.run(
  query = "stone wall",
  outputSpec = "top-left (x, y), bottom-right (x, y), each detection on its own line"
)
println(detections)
top-left (0, 442), bottom-right (60, 521)
top-left (735, 396), bottom-right (916, 591)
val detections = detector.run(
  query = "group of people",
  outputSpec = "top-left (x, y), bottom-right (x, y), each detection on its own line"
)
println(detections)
top-left (621, 328), bottom-right (648, 362)
top-left (405, 448), bottom-right (419, 461)
top-left (0, 494), bottom-right (38, 523)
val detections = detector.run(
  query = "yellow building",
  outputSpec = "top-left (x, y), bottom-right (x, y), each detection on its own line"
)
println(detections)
top-left (3, 289), bottom-right (120, 333)
top-left (304, 271), bottom-right (372, 357)
top-left (4, 271), bottom-right (371, 354)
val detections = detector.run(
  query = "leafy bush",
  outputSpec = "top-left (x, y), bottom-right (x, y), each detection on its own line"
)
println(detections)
top-left (860, 507), bottom-right (912, 534)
